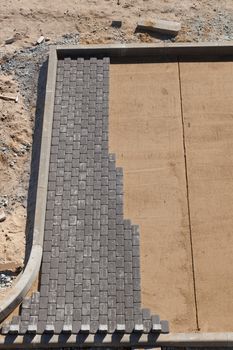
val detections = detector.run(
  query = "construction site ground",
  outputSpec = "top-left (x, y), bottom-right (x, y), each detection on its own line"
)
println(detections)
top-left (1, 0), bottom-right (233, 336)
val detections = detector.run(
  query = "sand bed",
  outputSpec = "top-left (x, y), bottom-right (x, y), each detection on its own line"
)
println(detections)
top-left (109, 61), bottom-right (233, 332)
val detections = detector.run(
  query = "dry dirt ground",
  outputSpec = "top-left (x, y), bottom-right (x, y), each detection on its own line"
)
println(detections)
top-left (0, 0), bottom-right (233, 323)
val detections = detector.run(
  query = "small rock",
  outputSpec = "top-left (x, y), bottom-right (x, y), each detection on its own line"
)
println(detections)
top-left (36, 36), bottom-right (45, 45)
top-left (0, 209), bottom-right (6, 222)
top-left (137, 19), bottom-right (181, 36)
top-left (5, 37), bottom-right (16, 45)
top-left (22, 200), bottom-right (27, 209)
top-left (0, 273), bottom-right (13, 288)
top-left (111, 20), bottom-right (122, 28)
top-left (5, 33), bottom-right (21, 45)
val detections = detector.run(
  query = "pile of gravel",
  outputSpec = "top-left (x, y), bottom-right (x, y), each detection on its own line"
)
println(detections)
top-left (0, 273), bottom-right (12, 288)
top-left (0, 33), bottom-right (80, 108)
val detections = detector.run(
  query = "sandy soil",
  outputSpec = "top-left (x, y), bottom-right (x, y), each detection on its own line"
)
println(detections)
top-left (109, 63), bottom-right (197, 332)
top-left (1, 0), bottom-right (233, 325)
top-left (0, 75), bottom-right (32, 300)
top-left (0, 76), bottom-right (31, 271)
top-left (109, 62), bottom-right (233, 332)
top-left (180, 61), bottom-right (233, 331)
top-left (1, 0), bottom-right (233, 51)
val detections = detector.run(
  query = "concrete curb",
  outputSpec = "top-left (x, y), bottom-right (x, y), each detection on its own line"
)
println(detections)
top-left (157, 332), bottom-right (233, 347)
top-left (55, 41), bottom-right (233, 60)
top-left (0, 46), bottom-right (57, 322)
top-left (0, 332), bottom-right (233, 348)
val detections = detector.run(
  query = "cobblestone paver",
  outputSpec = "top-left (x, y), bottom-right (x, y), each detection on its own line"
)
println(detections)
top-left (1, 56), bottom-right (168, 337)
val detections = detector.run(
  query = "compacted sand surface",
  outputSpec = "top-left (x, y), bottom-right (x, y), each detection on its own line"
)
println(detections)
top-left (109, 63), bottom-right (196, 332)
top-left (109, 62), bottom-right (233, 332)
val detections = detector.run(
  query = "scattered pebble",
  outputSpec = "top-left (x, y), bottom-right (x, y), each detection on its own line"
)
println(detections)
top-left (0, 196), bottom-right (8, 207)
top-left (36, 36), bottom-right (45, 45)
top-left (0, 93), bottom-right (18, 102)
top-left (137, 19), bottom-right (181, 36)
top-left (111, 20), bottom-right (122, 28)
top-left (0, 33), bottom-right (80, 108)
top-left (4, 33), bottom-right (22, 45)
top-left (0, 273), bottom-right (13, 288)
top-left (5, 37), bottom-right (16, 45)
top-left (0, 209), bottom-right (6, 222)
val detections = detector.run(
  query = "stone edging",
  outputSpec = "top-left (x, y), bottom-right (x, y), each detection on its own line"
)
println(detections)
top-left (56, 41), bottom-right (233, 59)
top-left (0, 46), bottom-right (58, 322)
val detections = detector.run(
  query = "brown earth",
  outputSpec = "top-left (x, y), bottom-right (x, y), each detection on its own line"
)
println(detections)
top-left (0, 75), bottom-right (32, 300)
top-left (0, 77), bottom-right (30, 270)
top-left (1, 0), bottom-right (233, 54)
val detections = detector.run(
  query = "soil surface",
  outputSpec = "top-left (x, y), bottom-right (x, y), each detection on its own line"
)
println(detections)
top-left (109, 62), bottom-right (233, 332)
top-left (0, 0), bottom-right (233, 320)
top-left (180, 61), bottom-right (233, 332)
top-left (109, 63), bottom-right (196, 332)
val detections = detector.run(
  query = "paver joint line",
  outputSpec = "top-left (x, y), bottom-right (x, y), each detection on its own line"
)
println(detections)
top-left (0, 53), bottom-right (168, 345)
